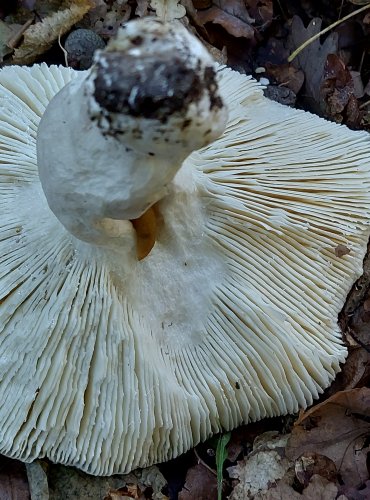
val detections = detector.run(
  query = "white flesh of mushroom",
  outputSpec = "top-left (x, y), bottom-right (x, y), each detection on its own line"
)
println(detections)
top-left (0, 19), bottom-right (369, 475)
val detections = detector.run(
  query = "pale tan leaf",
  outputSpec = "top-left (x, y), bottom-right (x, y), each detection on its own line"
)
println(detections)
top-left (13, 0), bottom-right (93, 65)
top-left (150, 0), bottom-right (186, 21)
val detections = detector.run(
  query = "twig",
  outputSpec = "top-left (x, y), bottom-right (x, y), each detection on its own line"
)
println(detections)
top-left (347, 328), bottom-right (370, 354)
top-left (7, 17), bottom-right (34, 49)
top-left (194, 448), bottom-right (217, 477)
top-left (58, 31), bottom-right (68, 67)
top-left (288, 3), bottom-right (370, 62)
top-left (359, 98), bottom-right (370, 110)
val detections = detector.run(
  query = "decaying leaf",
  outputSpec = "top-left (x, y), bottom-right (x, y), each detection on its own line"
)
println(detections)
top-left (326, 347), bottom-right (370, 396)
top-left (26, 462), bottom-right (167, 500)
top-left (321, 53), bottom-right (361, 126)
top-left (348, 300), bottom-right (370, 348)
top-left (341, 244), bottom-right (370, 320)
top-left (0, 456), bottom-right (30, 500)
top-left (339, 480), bottom-right (370, 498)
top-left (150, 0), bottom-right (186, 21)
top-left (136, 0), bottom-right (149, 17)
top-left (0, 20), bottom-right (21, 61)
top-left (289, 16), bottom-right (338, 114)
top-left (294, 453), bottom-right (337, 487)
top-left (227, 432), bottom-right (293, 499)
top-left (178, 464), bottom-right (218, 500)
top-left (105, 483), bottom-right (141, 499)
top-left (196, 0), bottom-right (255, 39)
top-left (80, 0), bottom-right (132, 38)
top-left (246, 0), bottom-right (273, 28)
top-left (12, 0), bottom-right (93, 65)
top-left (265, 63), bottom-right (304, 94)
top-left (286, 388), bottom-right (370, 488)
top-left (255, 474), bottom-right (338, 500)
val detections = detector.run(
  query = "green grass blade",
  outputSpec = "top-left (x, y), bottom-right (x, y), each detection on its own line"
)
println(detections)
top-left (216, 432), bottom-right (231, 500)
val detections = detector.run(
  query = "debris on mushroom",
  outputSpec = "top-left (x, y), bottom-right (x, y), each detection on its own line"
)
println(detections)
top-left (0, 17), bottom-right (370, 476)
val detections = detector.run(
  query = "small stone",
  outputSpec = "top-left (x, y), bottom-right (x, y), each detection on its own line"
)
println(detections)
top-left (259, 77), bottom-right (270, 86)
top-left (65, 29), bottom-right (105, 70)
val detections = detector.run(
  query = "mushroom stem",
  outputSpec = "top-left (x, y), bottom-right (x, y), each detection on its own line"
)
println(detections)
top-left (36, 19), bottom-right (228, 252)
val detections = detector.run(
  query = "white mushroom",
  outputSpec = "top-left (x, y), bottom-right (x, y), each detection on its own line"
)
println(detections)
top-left (0, 18), bottom-right (369, 476)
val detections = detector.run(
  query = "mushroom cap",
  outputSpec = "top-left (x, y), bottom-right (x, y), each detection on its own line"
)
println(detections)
top-left (0, 62), bottom-right (369, 475)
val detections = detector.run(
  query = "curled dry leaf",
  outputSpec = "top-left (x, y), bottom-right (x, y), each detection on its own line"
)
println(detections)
top-left (196, 0), bottom-right (255, 40)
top-left (321, 53), bottom-right (361, 126)
top-left (286, 387), bottom-right (370, 488)
top-left (246, 0), bottom-right (273, 28)
top-left (12, 0), bottom-right (93, 65)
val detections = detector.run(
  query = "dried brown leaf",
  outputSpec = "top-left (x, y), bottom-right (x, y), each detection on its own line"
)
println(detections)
top-left (214, 0), bottom-right (254, 24)
top-left (0, 457), bottom-right (30, 500)
top-left (287, 388), bottom-right (370, 488)
top-left (246, 0), bottom-right (273, 28)
top-left (196, 0), bottom-right (255, 39)
top-left (178, 464), bottom-right (217, 500)
top-left (300, 475), bottom-right (338, 499)
top-left (295, 453), bottom-right (337, 487)
top-left (341, 244), bottom-right (370, 321)
top-left (255, 474), bottom-right (338, 500)
top-left (339, 479), bottom-right (370, 499)
top-left (12, 0), bottom-right (93, 65)
top-left (321, 54), bottom-right (361, 126)
top-left (326, 347), bottom-right (370, 396)
top-left (105, 483), bottom-right (141, 499)
top-left (344, 265), bottom-right (370, 348)
top-left (265, 63), bottom-right (304, 94)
